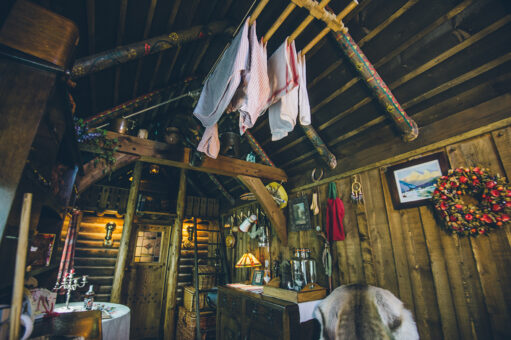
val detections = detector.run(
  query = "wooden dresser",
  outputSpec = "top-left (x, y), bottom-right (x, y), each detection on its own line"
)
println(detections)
top-left (217, 286), bottom-right (301, 340)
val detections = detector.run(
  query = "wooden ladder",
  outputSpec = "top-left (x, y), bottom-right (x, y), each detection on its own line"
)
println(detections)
top-left (191, 217), bottom-right (229, 340)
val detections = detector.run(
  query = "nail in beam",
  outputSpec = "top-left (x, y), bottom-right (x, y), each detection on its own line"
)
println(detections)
top-left (111, 161), bottom-right (142, 303)
top-left (71, 21), bottom-right (230, 79)
top-left (163, 168), bottom-right (187, 340)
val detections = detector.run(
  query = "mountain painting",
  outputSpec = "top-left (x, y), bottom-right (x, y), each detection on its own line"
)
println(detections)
top-left (393, 159), bottom-right (443, 203)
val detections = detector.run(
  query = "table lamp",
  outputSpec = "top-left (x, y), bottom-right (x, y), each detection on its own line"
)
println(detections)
top-left (235, 252), bottom-right (261, 283)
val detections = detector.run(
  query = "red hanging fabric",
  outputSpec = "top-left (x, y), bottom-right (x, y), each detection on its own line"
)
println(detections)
top-left (326, 183), bottom-right (345, 242)
top-left (56, 210), bottom-right (81, 290)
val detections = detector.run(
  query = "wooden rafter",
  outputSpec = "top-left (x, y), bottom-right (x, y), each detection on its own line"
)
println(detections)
top-left (264, 0), bottom-right (477, 159)
top-left (71, 21), bottom-right (229, 79)
top-left (132, 0), bottom-right (159, 98)
top-left (81, 132), bottom-right (287, 182)
top-left (86, 0), bottom-right (96, 112)
top-left (113, 0), bottom-right (128, 105)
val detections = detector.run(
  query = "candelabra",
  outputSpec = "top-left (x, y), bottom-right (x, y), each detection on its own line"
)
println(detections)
top-left (54, 269), bottom-right (88, 309)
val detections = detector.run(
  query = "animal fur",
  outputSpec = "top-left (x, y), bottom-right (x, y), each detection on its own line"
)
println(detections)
top-left (313, 284), bottom-right (419, 340)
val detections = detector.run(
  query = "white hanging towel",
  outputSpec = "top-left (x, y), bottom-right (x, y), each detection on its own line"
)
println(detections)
top-left (197, 124), bottom-right (220, 158)
top-left (193, 18), bottom-right (250, 158)
top-left (267, 39), bottom-right (299, 105)
top-left (298, 53), bottom-right (311, 126)
top-left (268, 43), bottom-right (314, 141)
top-left (238, 22), bottom-right (271, 134)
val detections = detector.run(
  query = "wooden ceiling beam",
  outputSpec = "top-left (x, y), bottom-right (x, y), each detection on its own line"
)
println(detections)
top-left (86, 0), bottom-right (96, 112)
top-left (113, 0), bottom-right (128, 105)
top-left (81, 132), bottom-right (287, 182)
top-left (71, 21), bottom-right (230, 79)
top-left (132, 0), bottom-right (159, 98)
top-left (76, 153), bottom-right (140, 194)
top-left (148, 0), bottom-right (182, 91)
top-left (207, 173), bottom-right (235, 205)
top-left (266, 0), bottom-right (487, 159)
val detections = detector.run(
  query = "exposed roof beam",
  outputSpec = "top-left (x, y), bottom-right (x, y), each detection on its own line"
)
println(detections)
top-left (71, 21), bottom-right (231, 79)
top-left (81, 132), bottom-right (287, 182)
top-left (113, 0), bottom-right (128, 104)
top-left (76, 152), bottom-right (140, 194)
top-left (86, 0), bottom-right (96, 112)
top-left (207, 174), bottom-right (235, 205)
top-left (132, 0), bottom-right (159, 98)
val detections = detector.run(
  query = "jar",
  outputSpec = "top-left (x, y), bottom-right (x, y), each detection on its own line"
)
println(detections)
top-left (290, 249), bottom-right (304, 290)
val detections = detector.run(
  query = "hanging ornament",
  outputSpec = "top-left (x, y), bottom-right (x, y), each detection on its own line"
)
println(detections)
top-left (351, 175), bottom-right (364, 204)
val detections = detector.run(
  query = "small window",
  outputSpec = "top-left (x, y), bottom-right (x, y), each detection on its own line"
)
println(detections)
top-left (134, 230), bottom-right (163, 263)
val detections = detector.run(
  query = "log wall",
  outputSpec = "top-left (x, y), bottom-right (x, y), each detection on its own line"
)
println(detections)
top-left (227, 125), bottom-right (511, 339)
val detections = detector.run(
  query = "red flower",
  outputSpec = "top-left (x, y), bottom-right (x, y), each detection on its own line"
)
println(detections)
top-left (456, 168), bottom-right (463, 173)
top-left (479, 229), bottom-right (485, 235)
top-left (486, 181), bottom-right (496, 189)
top-left (450, 215), bottom-right (458, 222)
top-left (502, 214), bottom-right (510, 222)
top-left (459, 176), bottom-right (468, 183)
top-left (455, 204), bottom-right (463, 210)
top-left (472, 180), bottom-right (480, 186)
top-left (440, 202), bottom-right (448, 210)
top-left (471, 228), bottom-right (476, 233)
top-left (481, 214), bottom-right (492, 223)
top-left (491, 189), bottom-right (500, 197)
top-left (473, 167), bottom-right (480, 173)
top-left (492, 204), bottom-right (502, 212)
top-left (450, 181), bottom-right (458, 187)
top-left (465, 214), bottom-right (473, 221)
top-left (506, 190), bottom-right (511, 197)
top-left (506, 201), bottom-right (511, 208)
top-left (441, 194), bottom-right (447, 200)
top-left (433, 189), bottom-right (440, 195)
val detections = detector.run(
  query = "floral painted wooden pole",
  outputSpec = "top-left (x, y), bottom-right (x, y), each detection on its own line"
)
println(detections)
top-left (301, 124), bottom-right (337, 169)
top-left (331, 30), bottom-right (419, 142)
top-left (244, 131), bottom-right (275, 167)
top-left (70, 21), bottom-right (230, 79)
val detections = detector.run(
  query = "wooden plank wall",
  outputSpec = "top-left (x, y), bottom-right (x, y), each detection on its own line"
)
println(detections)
top-left (227, 125), bottom-right (511, 339)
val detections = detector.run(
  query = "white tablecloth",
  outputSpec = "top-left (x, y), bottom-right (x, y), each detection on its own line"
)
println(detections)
top-left (298, 299), bottom-right (323, 323)
top-left (54, 302), bottom-right (130, 340)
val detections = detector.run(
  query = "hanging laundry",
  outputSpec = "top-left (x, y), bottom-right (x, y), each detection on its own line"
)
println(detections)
top-left (238, 22), bottom-right (271, 135)
top-left (193, 18), bottom-right (250, 158)
top-left (197, 124), bottom-right (220, 159)
top-left (326, 182), bottom-right (345, 242)
top-left (267, 39), bottom-right (299, 105)
top-left (268, 46), bottom-right (311, 141)
top-left (298, 53), bottom-right (311, 126)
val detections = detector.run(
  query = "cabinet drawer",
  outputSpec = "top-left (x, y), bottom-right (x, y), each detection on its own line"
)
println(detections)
top-left (218, 291), bottom-right (242, 318)
top-left (245, 300), bottom-right (283, 331)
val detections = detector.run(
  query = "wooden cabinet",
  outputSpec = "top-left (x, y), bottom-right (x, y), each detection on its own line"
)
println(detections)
top-left (217, 286), bottom-right (300, 340)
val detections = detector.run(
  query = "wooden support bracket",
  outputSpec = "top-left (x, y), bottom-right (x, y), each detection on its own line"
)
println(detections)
top-left (80, 132), bottom-right (287, 182)
top-left (238, 175), bottom-right (287, 246)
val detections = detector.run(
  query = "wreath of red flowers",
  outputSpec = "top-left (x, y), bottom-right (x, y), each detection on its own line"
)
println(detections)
top-left (432, 167), bottom-right (511, 236)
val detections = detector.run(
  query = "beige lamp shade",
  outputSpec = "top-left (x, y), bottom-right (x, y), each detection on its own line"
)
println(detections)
top-left (235, 252), bottom-right (262, 268)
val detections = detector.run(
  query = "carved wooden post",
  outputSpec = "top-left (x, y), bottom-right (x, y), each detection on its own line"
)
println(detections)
top-left (163, 168), bottom-right (187, 340)
top-left (111, 161), bottom-right (142, 303)
top-left (71, 21), bottom-right (229, 79)
top-left (330, 30), bottom-right (419, 141)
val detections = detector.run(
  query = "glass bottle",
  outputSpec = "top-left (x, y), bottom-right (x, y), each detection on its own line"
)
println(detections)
top-left (290, 249), bottom-right (304, 290)
top-left (300, 248), bottom-right (312, 285)
top-left (84, 285), bottom-right (95, 311)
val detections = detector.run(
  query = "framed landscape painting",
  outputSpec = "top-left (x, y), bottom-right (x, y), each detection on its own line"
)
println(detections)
top-left (386, 152), bottom-right (449, 209)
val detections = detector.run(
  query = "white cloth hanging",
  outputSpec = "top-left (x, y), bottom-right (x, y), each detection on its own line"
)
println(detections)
top-left (197, 124), bottom-right (220, 158)
top-left (267, 39), bottom-right (299, 105)
top-left (268, 45), bottom-right (312, 141)
top-left (298, 53), bottom-right (311, 126)
top-left (193, 18), bottom-right (250, 158)
top-left (238, 22), bottom-right (271, 134)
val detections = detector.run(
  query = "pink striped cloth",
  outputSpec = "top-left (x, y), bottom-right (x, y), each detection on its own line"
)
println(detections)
top-left (267, 39), bottom-right (299, 106)
top-left (238, 22), bottom-right (271, 134)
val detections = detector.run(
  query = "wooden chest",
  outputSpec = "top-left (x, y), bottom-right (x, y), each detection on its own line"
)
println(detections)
top-left (217, 286), bottom-right (301, 340)
top-left (183, 286), bottom-right (207, 312)
top-left (177, 307), bottom-right (216, 340)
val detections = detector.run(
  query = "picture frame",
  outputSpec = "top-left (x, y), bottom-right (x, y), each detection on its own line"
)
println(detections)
top-left (251, 270), bottom-right (264, 286)
top-left (288, 196), bottom-right (312, 232)
top-left (386, 152), bottom-right (449, 209)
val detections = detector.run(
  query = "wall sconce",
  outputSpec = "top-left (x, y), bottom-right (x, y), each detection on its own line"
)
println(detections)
top-left (104, 222), bottom-right (116, 247)
top-left (149, 164), bottom-right (159, 175)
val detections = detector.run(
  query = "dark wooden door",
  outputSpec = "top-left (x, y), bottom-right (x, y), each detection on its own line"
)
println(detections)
top-left (123, 223), bottom-right (171, 339)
